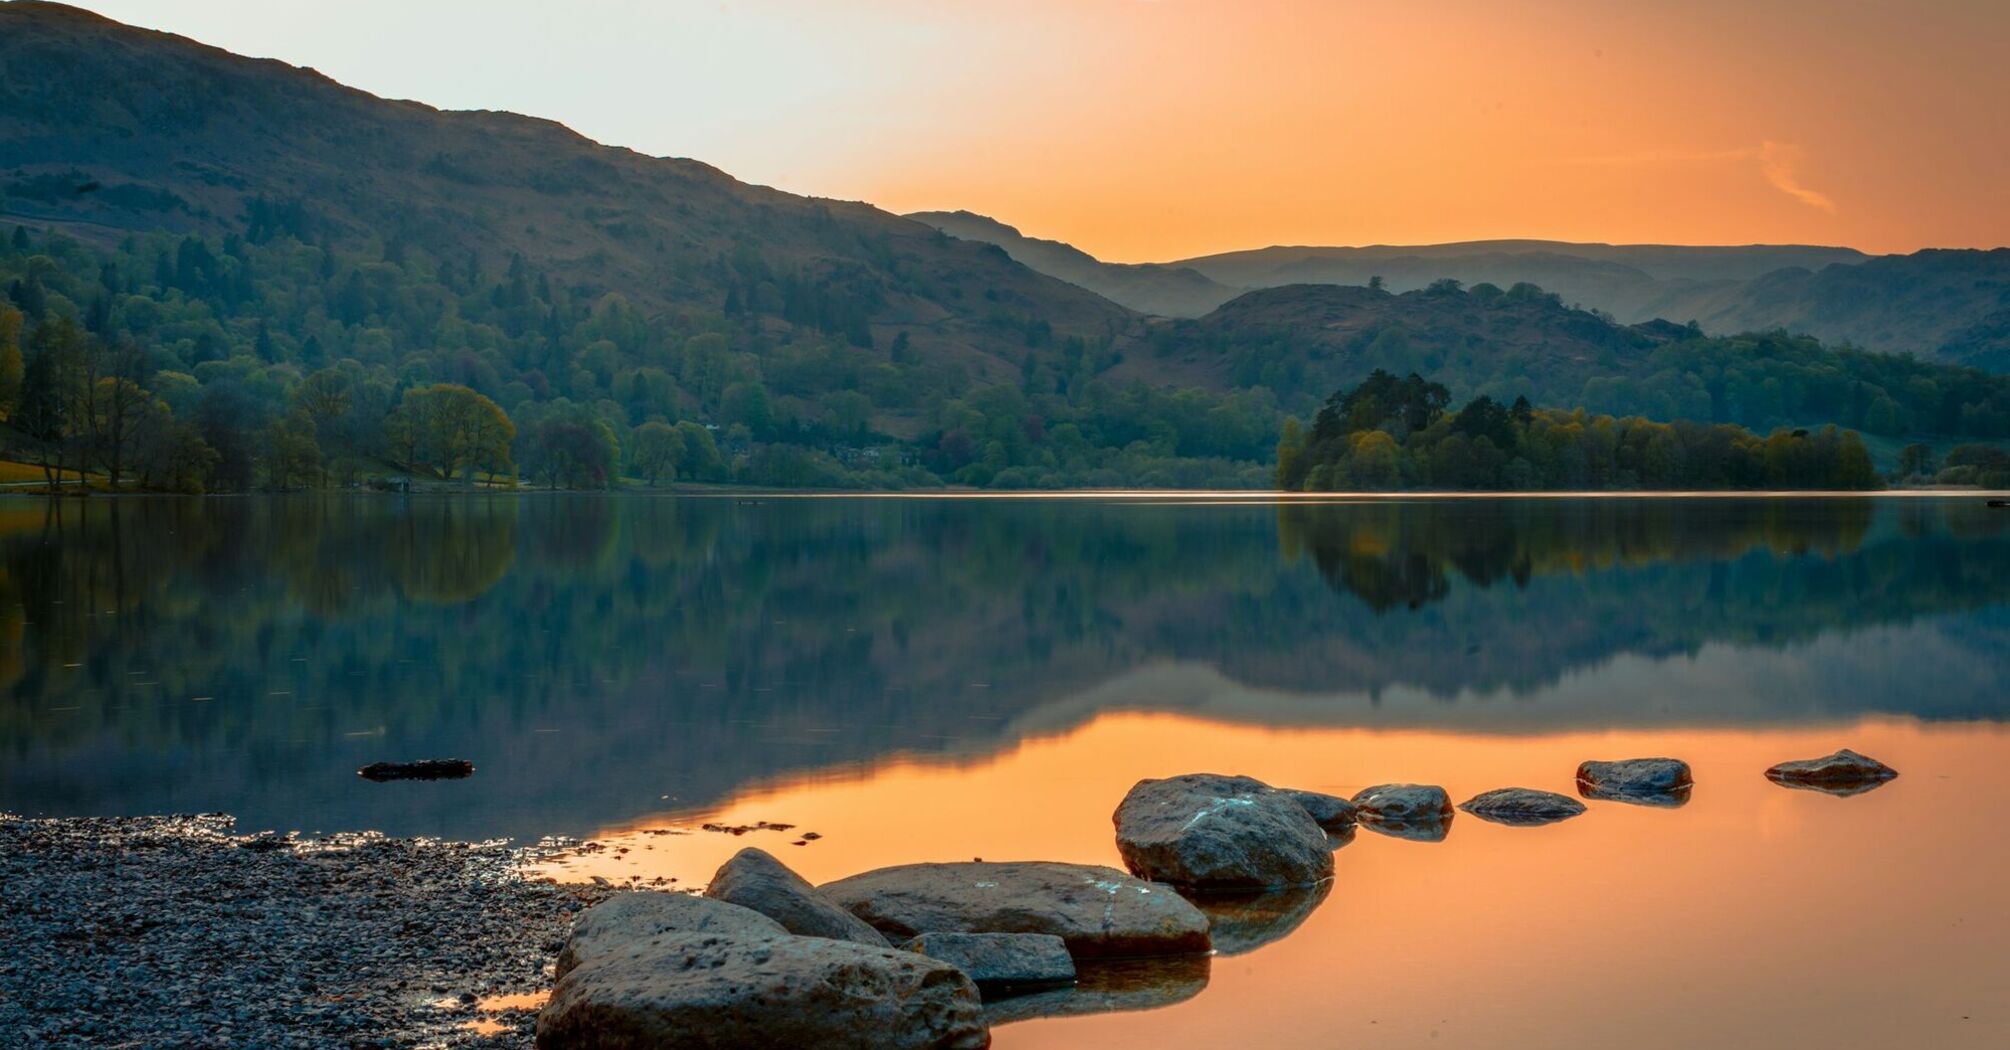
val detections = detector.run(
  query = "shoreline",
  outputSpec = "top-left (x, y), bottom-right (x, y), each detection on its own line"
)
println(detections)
top-left (0, 813), bottom-right (609, 1049)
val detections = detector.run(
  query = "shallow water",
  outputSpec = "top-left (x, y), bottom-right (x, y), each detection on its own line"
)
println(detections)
top-left (3, 493), bottom-right (2006, 1047)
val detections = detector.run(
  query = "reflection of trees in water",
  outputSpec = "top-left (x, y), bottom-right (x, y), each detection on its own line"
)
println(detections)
top-left (0, 495), bottom-right (2005, 839)
top-left (1276, 499), bottom-right (1877, 613)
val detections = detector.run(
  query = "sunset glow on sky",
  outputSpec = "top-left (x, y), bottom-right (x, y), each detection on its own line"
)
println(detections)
top-left (73, 0), bottom-right (2010, 260)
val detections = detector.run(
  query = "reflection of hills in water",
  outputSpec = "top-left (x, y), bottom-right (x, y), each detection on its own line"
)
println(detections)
top-left (0, 495), bottom-right (2004, 840)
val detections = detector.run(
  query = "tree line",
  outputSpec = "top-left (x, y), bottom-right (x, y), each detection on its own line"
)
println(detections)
top-left (1276, 370), bottom-right (1883, 491)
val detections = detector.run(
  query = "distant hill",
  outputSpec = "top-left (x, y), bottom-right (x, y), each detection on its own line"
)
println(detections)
top-left (907, 210), bottom-right (1239, 317)
top-left (1147, 281), bottom-right (2010, 440)
top-left (909, 211), bottom-right (2010, 370)
top-left (0, 2), bottom-right (1130, 396)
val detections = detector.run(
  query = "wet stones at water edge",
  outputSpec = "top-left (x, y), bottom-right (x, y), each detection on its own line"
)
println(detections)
top-left (536, 931), bottom-right (989, 1050)
top-left (1765, 749), bottom-right (1899, 796)
top-left (1575, 758), bottom-right (1693, 806)
top-left (705, 846), bottom-right (890, 946)
top-left (901, 932), bottom-right (1076, 994)
top-left (818, 861), bottom-right (1213, 959)
top-left (1458, 787), bottom-right (1588, 826)
top-left (356, 758), bottom-right (474, 781)
top-left (1113, 773), bottom-right (1335, 890)
top-left (554, 890), bottom-right (785, 978)
top-left (1352, 783), bottom-right (1455, 839)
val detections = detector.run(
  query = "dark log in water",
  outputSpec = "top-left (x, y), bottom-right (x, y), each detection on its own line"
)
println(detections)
top-left (358, 759), bottom-right (475, 781)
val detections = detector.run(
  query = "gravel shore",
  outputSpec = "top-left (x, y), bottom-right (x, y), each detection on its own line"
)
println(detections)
top-left (0, 813), bottom-right (612, 1049)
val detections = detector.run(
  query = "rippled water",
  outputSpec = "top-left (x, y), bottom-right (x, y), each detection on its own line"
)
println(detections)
top-left (3, 493), bottom-right (2006, 1047)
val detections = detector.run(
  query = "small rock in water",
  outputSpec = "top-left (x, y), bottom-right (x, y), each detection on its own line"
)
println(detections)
top-left (1575, 758), bottom-right (1693, 806)
top-left (356, 759), bottom-right (474, 781)
top-left (1765, 749), bottom-right (1898, 796)
top-left (980, 955), bottom-right (1210, 1027)
top-left (1113, 773), bottom-right (1334, 890)
top-left (537, 932), bottom-right (988, 1050)
top-left (901, 932), bottom-right (1076, 994)
top-left (1280, 789), bottom-right (1358, 830)
top-left (705, 847), bottom-right (890, 947)
top-left (819, 861), bottom-right (1212, 959)
top-left (1352, 784), bottom-right (1453, 823)
top-left (1458, 787), bottom-right (1588, 826)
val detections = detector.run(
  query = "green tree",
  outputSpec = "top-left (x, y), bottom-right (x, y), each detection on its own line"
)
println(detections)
top-left (629, 420), bottom-right (685, 487)
top-left (385, 383), bottom-right (516, 483)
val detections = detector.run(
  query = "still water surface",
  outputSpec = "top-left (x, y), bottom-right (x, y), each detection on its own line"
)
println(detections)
top-left (2, 494), bottom-right (2005, 1047)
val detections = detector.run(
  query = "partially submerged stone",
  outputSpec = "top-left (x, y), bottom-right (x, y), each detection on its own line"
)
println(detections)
top-left (1280, 789), bottom-right (1358, 830)
top-left (554, 891), bottom-right (785, 978)
top-left (1196, 881), bottom-right (1332, 957)
top-left (1765, 749), bottom-right (1898, 791)
top-left (1576, 758), bottom-right (1694, 806)
top-left (901, 932), bottom-right (1075, 994)
top-left (1458, 787), bottom-right (1588, 826)
top-left (357, 759), bottom-right (473, 781)
top-left (705, 846), bottom-right (889, 947)
top-left (981, 955), bottom-right (1210, 1027)
top-left (820, 861), bottom-right (1211, 959)
top-left (1113, 774), bottom-right (1333, 890)
top-left (1352, 784), bottom-right (1453, 826)
top-left (536, 932), bottom-right (988, 1050)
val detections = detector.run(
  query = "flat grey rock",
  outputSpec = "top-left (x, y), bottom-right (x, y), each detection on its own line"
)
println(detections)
top-left (1459, 787), bottom-right (1588, 826)
top-left (537, 931), bottom-right (988, 1050)
top-left (1577, 758), bottom-right (1693, 805)
top-left (1113, 773), bottom-right (1333, 890)
top-left (706, 846), bottom-right (890, 946)
top-left (555, 891), bottom-right (785, 978)
top-left (1765, 749), bottom-right (1898, 789)
top-left (820, 861), bottom-right (1212, 959)
top-left (901, 932), bottom-right (1075, 992)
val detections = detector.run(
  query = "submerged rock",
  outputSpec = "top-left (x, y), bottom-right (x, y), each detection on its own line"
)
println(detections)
top-left (705, 847), bottom-right (889, 947)
top-left (1765, 749), bottom-right (1898, 792)
top-left (357, 759), bottom-right (473, 781)
top-left (1195, 881), bottom-right (1333, 956)
top-left (536, 932), bottom-right (988, 1050)
top-left (1281, 789), bottom-right (1358, 830)
top-left (1458, 787), bottom-right (1588, 826)
top-left (1576, 758), bottom-right (1693, 805)
top-left (555, 890), bottom-right (785, 978)
top-left (901, 933), bottom-right (1075, 994)
top-left (819, 861), bottom-right (1211, 959)
top-left (1113, 773), bottom-right (1333, 890)
top-left (1352, 784), bottom-right (1454, 826)
top-left (981, 955), bottom-right (1210, 1027)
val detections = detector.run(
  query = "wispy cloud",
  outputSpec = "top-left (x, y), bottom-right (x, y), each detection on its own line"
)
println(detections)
top-left (1556, 141), bottom-right (1836, 213)
top-left (1756, 141), bottom-right (1835, 213)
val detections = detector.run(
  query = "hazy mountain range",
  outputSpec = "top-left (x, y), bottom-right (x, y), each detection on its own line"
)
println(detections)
top-left (910, 211), bottom-right (2010, 370)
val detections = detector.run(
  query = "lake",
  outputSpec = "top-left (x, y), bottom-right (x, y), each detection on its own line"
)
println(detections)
top-left (2, 493), bottom-right (2006, 1048)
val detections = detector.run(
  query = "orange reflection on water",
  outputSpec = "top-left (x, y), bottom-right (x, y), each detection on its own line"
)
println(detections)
top-left (541, 713), bottom-right (2009, 1049)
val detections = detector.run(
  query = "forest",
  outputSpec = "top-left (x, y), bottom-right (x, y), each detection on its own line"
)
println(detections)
top-left (1276, 370), bottom-right (1885, 491)
top-left (0, 221), bottom-right (1277, 491)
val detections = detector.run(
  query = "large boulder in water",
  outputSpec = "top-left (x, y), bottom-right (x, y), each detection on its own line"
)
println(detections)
top-left (536, 931), bottom-right (989, 1050)
top-left (1458, 787), bottom-right (1587, 826)
top-left (900, 932), bottom-right (1075, 993)
top-left (554, 891), bottom-right (785, 978)
top-left (1577, 758), bottom-right (1693, 805)
top-left (706, 847), bottom-right (890, 947)
top-left (1765, 749), bottom-right (1898, 791)
top-left (1112, 773), bottom-right (1334, 890)
top-left (819, 861), bottom-right (1211, 959)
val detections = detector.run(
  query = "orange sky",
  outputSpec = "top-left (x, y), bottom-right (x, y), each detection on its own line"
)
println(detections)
top-left (78, 0), bottom-right (2010, 259)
